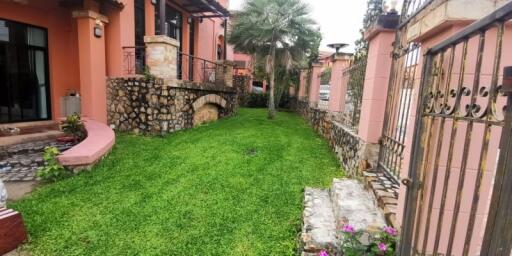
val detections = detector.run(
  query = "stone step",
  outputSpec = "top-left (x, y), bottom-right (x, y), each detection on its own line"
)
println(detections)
top-left (301, 188), bottom-right (338, 255)
top-left (0, 120), bottom-right (59, 137)
top-left (330, 178), bottom-right (386, 232)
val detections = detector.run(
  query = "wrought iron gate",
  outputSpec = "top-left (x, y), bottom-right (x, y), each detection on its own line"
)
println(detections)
top-left (399, 2), bottom-right (512, 255)
top-left (377, 0), bottom-right (423, 182)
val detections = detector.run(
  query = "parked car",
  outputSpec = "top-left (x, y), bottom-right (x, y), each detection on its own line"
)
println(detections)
top-left (319, 84), bottom-right (330, 101)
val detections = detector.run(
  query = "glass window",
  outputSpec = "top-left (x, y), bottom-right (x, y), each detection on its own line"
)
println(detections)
top-left (27, 27), bottom-right (46, 47)
top-left (0, 21), bottom-right (9, 42)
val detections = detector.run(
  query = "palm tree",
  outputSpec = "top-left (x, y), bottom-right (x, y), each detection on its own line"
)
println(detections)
top-left (229, 0), bottom-right (321, 119)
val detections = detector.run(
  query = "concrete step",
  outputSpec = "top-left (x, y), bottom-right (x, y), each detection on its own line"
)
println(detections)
top-left (301, 188), bottom-right (338, 255)
top-left (299, 179), bottom-right (387, 255)
top-left (0, 121), bottom-right (59, 137)
top-left (330, 178), bottom-right (386, 231)
top-left (0, 130), bottom-right (64, 149)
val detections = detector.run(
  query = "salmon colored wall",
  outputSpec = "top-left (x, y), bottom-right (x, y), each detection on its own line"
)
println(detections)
top-left (145, 0), bottom-right (155, 36)
top-left (0, 1), bottom-right (80, 121)
top-left (106, 0), bottom-right (135, 77)
top-left (76, 13), bottom-right (107, 123)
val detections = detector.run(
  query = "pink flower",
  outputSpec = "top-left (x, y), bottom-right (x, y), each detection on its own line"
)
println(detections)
top-left (341, 224), bottom-right (355, 233)
top-left (318, 250), bottom-right (329, 256)
top-left (383, 226), bottom-right (398, 236)
top-left (378, 242), bottom-right (387, 252)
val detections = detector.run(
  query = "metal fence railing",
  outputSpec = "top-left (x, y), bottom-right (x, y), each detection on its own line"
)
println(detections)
top-left (122, 46), bottom-right (221, 84)
top-left (178, 52), bottom-right (220, 83)
top-left (341, 60), bottom-right (366, 132)
top-left (122, 46), bottom-right (146, 75)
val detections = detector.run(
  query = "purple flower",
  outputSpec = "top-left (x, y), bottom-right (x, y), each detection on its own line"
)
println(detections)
top-left (378, 243), bottom-right (387, 252)
top-left (341, 224), bottom-right (355, 233)
top-left (383, 226), bottom-right (398, 236)
top-left (318, 250), bottom-right (329, 256)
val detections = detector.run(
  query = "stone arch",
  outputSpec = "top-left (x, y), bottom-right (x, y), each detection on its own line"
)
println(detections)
top-left (192, 94), bottom-right (227, 126)
top-left (192, 94), bottom-right (227, 111)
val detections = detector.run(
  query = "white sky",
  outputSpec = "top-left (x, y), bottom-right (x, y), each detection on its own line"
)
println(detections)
top-left (228, 0), bottom-right (370, 53)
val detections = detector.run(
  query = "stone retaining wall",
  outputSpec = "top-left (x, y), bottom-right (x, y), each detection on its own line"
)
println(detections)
top-left (297, 100), bottom-right (399, 227)
top-left (107, 77), bottom-right (237, 135)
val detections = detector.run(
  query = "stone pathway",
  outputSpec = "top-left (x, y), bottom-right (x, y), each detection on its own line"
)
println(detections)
top-left (0, 140), bottom-right (74, 181)
top-left (300, 178), bottom-right (386, 256)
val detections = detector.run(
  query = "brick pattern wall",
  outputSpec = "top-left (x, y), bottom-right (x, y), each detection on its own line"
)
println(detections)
top-left (107, 77), bottom-right (237, 135)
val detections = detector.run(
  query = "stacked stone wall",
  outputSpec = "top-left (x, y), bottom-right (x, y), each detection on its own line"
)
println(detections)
top-left (107, 77), bottom-right (237, 135)
top-left (296, 100), bottom-right (399, 226)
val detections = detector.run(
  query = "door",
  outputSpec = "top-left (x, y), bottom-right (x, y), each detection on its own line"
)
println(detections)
top-left (0, 19), bottom-right (50, 123)
top-left (399, 2), bottom-right (512, 255)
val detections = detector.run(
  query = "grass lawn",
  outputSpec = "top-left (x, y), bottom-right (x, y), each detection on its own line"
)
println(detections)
top-left (11, 108), bottom-right (342, 255)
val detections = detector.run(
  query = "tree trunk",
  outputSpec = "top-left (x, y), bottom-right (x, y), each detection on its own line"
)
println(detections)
top-left (267, 46), bottom-right (276, 119)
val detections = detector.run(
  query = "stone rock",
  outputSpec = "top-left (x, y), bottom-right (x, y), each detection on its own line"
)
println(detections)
top-left (0, 179), bottom-right (7, 208)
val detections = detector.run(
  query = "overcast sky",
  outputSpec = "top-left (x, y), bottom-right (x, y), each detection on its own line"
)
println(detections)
top-left (228, 0), bottom-right (371, 53)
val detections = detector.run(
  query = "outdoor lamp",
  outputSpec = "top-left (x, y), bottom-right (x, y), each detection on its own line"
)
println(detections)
top-left (151, 0), bottom-right (157, 5)
top-left (327, 43), bottom-right (348, 54)
top-left (94, 20), bottom-right (103, 38)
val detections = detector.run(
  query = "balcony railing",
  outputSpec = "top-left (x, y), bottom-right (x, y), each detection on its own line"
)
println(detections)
top-left (122, 46), bottom-right (146, 75)
top-left (178, 52), bottom-right (220, 84)
top-left (122, 46), bottom-right (222, 84)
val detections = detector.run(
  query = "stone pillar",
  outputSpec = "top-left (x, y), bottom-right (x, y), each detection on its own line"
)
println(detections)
top-left (73, 10), bottom-right (108, 123)
top-left (357, 21), bottom-right (396, 144)
top-left (215, 60), bottom-right (234, 87)
top-left (144, 35), bottom-right (180, 84)
top-left (298, 69), bottom-right (308, 100)
top-left (308, 63), bottom-right (322, 107)
top-left (328, 54), bottom-right (352, 112)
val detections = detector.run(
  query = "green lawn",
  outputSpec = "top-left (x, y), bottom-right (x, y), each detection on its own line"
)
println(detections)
top-left (11, 108), bottom-right (342, 255)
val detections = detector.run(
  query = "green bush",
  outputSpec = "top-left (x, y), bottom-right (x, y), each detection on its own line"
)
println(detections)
top-left (61, 113), bottom-right (86, 143)
top-left (246, 93), bottom-right (268, 108)
top-left (37, 147), bottom-right (70, 183)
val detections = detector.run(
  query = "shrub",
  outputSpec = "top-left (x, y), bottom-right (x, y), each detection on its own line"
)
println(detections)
top-left (340, 224), bottom-right (398, 256)
top-left (37, 147), bottom-right (70, 182)
top-left (61, 113), bottom-right (86, 143)
top-left (246, 93), bottom-right (268, 108)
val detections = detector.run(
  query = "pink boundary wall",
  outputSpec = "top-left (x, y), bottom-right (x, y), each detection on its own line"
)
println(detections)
top-left (308, 63), bottom-right (322, 105)
top-left (358, 28), bottom-right (395, 144)
top-left (328, 55), bottom-right (352, 112)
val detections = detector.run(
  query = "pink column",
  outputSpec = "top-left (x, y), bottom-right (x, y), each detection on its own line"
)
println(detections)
top-left (328, 54), bottom-right (352, 112)
top-left (308, 63), bottom-right (322, 106)
top-left (73, 9), bottom-right (108, 123)
top-left (357, 28), bottom-right (395, 143)
top-left (298, 69), bottom-right (308, 100)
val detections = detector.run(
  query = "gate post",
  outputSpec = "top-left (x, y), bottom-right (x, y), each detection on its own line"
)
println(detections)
top-left (357, 14), bottom-right (397, 144)
top-left (308, 62), bottom-right (322, 107)
top-left (328, 53), bottom-right (352, 112)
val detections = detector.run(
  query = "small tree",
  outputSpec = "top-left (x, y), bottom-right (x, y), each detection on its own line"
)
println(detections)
top-left (353, 0), bottom-right (385, 62)
top-left (229, 0), bottom-right (321, 119)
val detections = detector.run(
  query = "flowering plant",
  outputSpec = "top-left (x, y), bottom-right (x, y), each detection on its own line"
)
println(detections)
top-left (340, 224), bottom-right (398, 256)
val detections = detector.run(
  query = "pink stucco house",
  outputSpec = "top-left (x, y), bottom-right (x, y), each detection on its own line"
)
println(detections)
top-left (0, 0), bottom-right (233, 125)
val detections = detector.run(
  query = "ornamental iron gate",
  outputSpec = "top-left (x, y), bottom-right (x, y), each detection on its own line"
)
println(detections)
top-left (377, 0), bottom-right (423, 181)
top-left (399, 2), bottom-right (512, 255)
